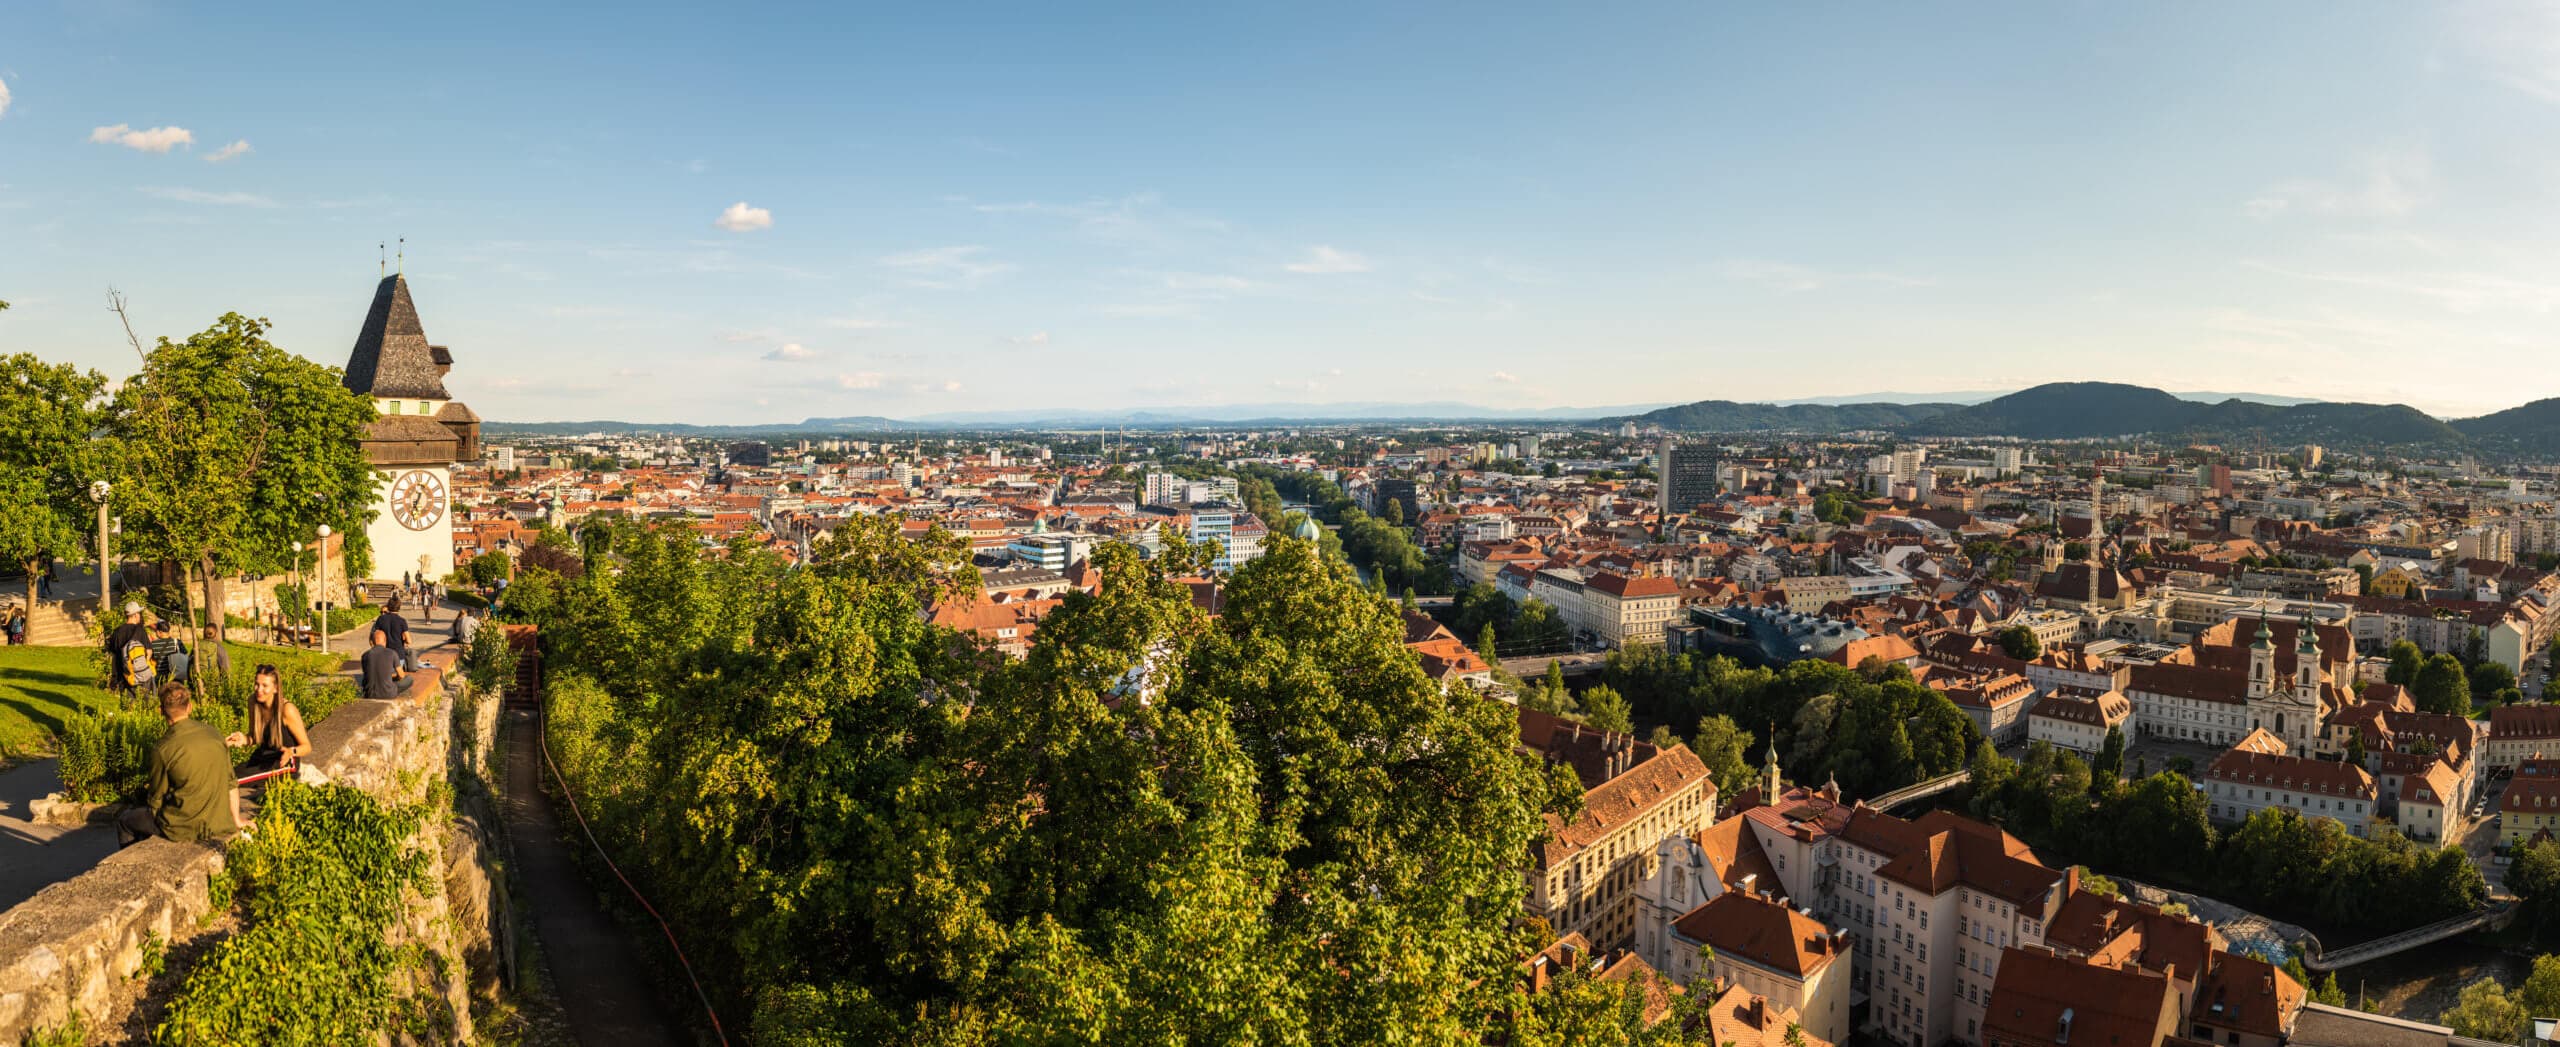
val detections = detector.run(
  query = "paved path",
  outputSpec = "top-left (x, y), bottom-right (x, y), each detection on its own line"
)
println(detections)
top-left (501, 708), bottom-right (685, 1047)
top-left (0, 759), bottom-right (115, 912)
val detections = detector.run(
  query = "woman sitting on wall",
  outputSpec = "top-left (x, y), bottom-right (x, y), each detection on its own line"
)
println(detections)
top-left (228, 664), bottom-right (313, 785)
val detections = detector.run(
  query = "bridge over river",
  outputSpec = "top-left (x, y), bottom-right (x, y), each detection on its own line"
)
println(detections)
top-left (2298, 902), bottom-right (2517, 971)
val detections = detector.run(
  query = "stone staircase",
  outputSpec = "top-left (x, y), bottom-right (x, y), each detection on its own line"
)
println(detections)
top-left (2, 596), bottom-right (94, 647)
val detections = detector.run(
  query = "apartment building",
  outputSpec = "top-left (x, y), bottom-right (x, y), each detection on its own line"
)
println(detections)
top-left (2201, 732), bottom-right (2379, 837)
top-left (2025, 689), bottom-right (2132, 756)
top-left (1667, 890), bottom-right (1854, 1046)
top-left (2486, 705), bottom-right (2560, 771)
top-left (1936, 671), bottom-right (2036, 745)
top-left (1519, 709), bottom-right (1717, 953)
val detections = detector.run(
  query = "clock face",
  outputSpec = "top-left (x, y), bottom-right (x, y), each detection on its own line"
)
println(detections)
top-left (389, 470), bottom-right (448, 531)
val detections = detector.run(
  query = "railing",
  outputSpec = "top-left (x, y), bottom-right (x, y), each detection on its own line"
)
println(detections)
top-left (2297, 902), bottom-right (2513, 970)
top-left (1868, 770), bottom-right (1972, 811)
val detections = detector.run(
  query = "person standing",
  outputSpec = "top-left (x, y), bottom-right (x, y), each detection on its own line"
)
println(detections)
top-left (105, 602), bottom-right (153, 694)
top-left (117, 683), bottom-right (241, 847)
top-left (147, 619), bottom-right (192, 683)
top-left (371, 596), bottom-right (414, 671)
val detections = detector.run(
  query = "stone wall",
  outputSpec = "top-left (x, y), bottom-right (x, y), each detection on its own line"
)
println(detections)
top-left (0, 654), bottom-right (504, 1044)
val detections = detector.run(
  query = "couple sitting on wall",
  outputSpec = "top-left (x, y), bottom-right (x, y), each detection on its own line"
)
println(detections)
top-left (115, 666), bottom-right (314, 848)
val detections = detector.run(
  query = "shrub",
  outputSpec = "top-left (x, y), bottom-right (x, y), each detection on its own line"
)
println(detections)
top-left (57, 710), bottom-right (166, 803)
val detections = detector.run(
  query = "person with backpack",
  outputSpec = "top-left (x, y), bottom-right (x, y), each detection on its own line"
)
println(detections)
top-left (148, 619), bottom-right (192, 683)
top-left (105, 602), bottom-right (153, 695)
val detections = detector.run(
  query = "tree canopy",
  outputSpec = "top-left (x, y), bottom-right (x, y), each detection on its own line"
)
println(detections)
top-left (532, 520), bottom-right (1572, 1042)
top-left (0, 353), bottom-right (111, 613)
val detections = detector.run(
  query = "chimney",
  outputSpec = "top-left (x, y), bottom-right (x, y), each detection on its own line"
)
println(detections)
top-left (2058, 1007), bottom-right (2075, 1044)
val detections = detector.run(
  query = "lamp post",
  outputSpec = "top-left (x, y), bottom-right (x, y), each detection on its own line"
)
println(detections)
top-left (88, 481), bottom-right (111, 617)
top-left (316, 524), bottom-right (333, 658)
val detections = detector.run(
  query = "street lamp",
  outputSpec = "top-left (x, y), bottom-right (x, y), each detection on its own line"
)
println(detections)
top-left (88, 481), bottom-right (111, 616)
top-left (316, 524), bottom-right (333, 658)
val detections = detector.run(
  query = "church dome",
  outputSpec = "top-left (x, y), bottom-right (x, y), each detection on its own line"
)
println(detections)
top-left (1293, 516), bottom-right (1322, 542)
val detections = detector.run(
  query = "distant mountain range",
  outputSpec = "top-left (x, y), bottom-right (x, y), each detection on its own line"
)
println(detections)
top-left (1625, 381), bottom-right (2560, 453)
top-left (480, 384), bottom-right (2560, 453)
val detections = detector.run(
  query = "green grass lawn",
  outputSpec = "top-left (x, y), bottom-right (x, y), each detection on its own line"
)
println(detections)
top-left (0, 642), bottom-right (341, 762)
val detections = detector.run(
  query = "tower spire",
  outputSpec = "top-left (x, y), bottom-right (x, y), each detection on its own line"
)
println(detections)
top-left (1763, 724), bottom-right (1783, 800)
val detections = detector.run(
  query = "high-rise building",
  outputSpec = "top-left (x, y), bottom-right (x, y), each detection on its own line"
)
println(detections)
top-left (1658, 437), bottom-right (1719, 515)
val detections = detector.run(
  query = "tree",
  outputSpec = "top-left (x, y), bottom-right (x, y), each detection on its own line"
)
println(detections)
top-left (2413, 653), bottom-right (2473, 716)
top-left (2091, 725), bottom-right (2126, 789)
top-left (1383, 498), bottom-right (1405, 527)
top-left (2385, 641), bottom-right (2425, 687)
top-left (2311, 972), bottom-right (2347, 1007)
top-left (467, 550), bottom-right (512, 588)
top-left (1998, 624), bottom-right (2042, 662)
top-left (1477, 622), bottom-right (1500, 665)
top-left (0, 353), bottom-right (111, 616)
top-left (110, 314), bottom-right (380, 671)
top-left (2440, 979), bottom-right (2528, 1044)
top-left (2471, 660), bottom-right (2519, 704)
top-left (2345, 728), bottom-right (2366, 769)
top-left (1689, 715), bottom-right (1755, 801)
top-left (2509, 838), bottom-right (2560, 935)
top-left (1580, 684), bottom-right (1634, 735)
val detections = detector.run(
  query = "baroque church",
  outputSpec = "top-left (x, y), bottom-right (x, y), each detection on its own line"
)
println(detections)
top-left (342, 273), bottom-right (477, 584)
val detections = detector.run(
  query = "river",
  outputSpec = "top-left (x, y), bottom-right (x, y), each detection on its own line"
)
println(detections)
top-left (2329, 938), bottom-right (2528, 1019)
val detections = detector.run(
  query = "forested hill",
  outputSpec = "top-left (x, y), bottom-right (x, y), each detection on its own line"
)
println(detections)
top-left (1634, 380), bottom-right (2520, 451)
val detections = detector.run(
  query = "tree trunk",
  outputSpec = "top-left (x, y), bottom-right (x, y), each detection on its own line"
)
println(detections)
top-left (199, 554), bottom-right (233, 677)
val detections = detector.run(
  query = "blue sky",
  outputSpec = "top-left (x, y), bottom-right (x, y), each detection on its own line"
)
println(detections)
top-left (4, 1), bottom-right (2560, 422)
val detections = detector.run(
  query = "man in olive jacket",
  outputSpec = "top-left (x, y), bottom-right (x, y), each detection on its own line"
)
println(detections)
top-left (117, 683), bottom-right (241, 847)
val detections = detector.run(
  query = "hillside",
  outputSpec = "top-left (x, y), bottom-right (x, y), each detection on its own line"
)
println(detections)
top-left (2455, 398), bottom-right (2560, 454)
top-left (1627, 399), bottom-right (1959, 432)
top-left (1898, 382), bottom-right (2199, 439)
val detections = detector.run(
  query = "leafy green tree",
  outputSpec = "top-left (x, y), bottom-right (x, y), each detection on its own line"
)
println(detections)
top-left (110, 314), bottom-right (380, 669)
top-left (2471, 660), bottom-right (2519, 703)
top-left (2385, 641), bottom-right (2425, 687)
top-left (0, 353), bottom-right (111, 615)
top-left (2311, 972), bottom-right (2347, 1007)
top-left (1514, 598), bottom-right (1571, 654)
top-left (467, 550), bottom-right (511, 588)
top-left (2413, 653), bottom-right (2473, 716)
top-left (1998, 624), bottom-right (2041, 661)
top-left (1688, 715), bottom-right (1754, 802)
top-left (2345, 728), bottom-right (2366, 769)
top-left (1580, 684), bottom-right (1634, 735)
top-left (2441, 979), bottom-right (2528, 1043)
top-left (2508, 838), bottom-right (2560, 935)
top-left (1383, 498), bottom-right (1404, 527)
top-left (2091, 725), bottom-right (2126, 789)
top-left (1477, 622), bottom-right (1500, 664)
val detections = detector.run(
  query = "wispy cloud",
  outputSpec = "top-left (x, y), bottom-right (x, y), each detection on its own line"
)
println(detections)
top-left (1159, 272), bottom-right (1258, 292)
top-left (957, 191), bottom-right (1226, 249)
top-left (880, 245), bottom-right (1014, 288)
top-left (90, 124), bottom-right (195, 153)
top-left (837, 371), bottom-right (884, 390)
top-left (205, 140), bottom-right (252, 163)
top-left (139, 186), bottom-right (277, 207)
top-left (0, 78), bottom-right (12, 121)
top-left (1284, 245), bottom-right (1372, 274)
top-left (2246, 260), bottom-right (2560, 313)
top-left (1716, 258), bottom-right (1931, 292)
top-left (2458, 1), bottom-right (2560, 105)
top-left (1010, 331), bottom-right (1051, 346)
top-left (716, 201), bottom-right (773, 232)
top-left (1490, 371), bottom-right (1520, 383)
top-left (764, 342), bottom-right (818, 362)
top-left (2244, 151), bottom-right (2432, 220)
top-left (721, 328), bottom-right (780, 343)
top-left (826, 314), bottom-right (898, 331)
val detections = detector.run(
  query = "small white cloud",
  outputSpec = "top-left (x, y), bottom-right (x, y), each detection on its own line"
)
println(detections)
top-left (205, 140), bottom-right (252, 163)
top-left (2245, 151), bottom-right (2432, 220)
top-left (763, 342), bottom-right (817, 362)
top-left (139, 186), bottom-right (277, 207)
top-left (1491, 371), bottom-right (1520, 383)
top-left (1284, 245), bottom-right (1372, 274)
top-left (0, 78), bottom-right (12, 121)
top-left (716, 201), bottom-right (773, 232)
top-left (941, 380), bottom-right (965, 392)
top-left (837, 371), bottom-right (884, 390)
top-left (1011, 330), bottom-right (1051, 346)
top-left (880, 245), bottom-right (1014, 287)
top-left (90, 124), bottom-right (195, 153)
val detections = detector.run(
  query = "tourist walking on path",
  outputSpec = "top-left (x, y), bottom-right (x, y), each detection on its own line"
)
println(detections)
top-left (104, 602), bottom-right (152, 695)
top-left (117, 683), bottom-right (241, 847)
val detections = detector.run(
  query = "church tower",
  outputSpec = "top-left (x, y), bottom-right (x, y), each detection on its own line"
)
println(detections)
top-left (343, 274), bottom-right (477, 585)
top-left (2246, 612), bottom-right (2274, 701)
top-left (2295, 612), bottom-right (2322, 696)
top-left (1763, 731), bottom-right (1783, 801)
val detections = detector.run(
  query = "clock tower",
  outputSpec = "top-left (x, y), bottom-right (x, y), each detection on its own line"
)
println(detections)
top-left (343, 273), bottom-right (478, 584)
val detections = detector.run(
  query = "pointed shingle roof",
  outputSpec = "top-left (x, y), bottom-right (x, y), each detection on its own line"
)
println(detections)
top-left (344, 275), bottom-right (450, 399)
